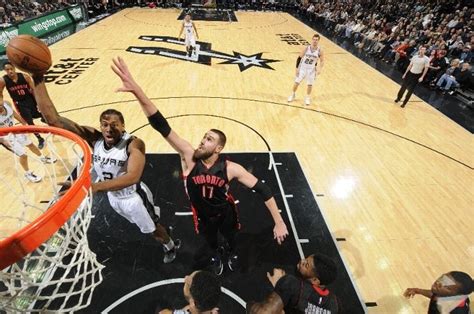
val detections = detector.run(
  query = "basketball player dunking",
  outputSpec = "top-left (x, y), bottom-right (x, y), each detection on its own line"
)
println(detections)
top-left (0, 100), bottom-right (55, 182)
top-left (30, 74), bottom-right (181, 264)
top-left (111, 57), bottom-right (289, 275)
top-left (0, 62), bottom-right (46, 148)
top-left (288, 34), bottom-right (325, 106)
top-left (178, 14), bottom-right (199, 58)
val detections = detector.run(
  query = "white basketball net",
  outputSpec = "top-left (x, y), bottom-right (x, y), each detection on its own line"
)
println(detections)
top-left (0, 129), bottom-right (104, 312)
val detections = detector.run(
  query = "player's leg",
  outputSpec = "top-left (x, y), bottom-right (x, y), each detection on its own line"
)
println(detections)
top-left (190, 37), bottom-right (196, 57)
top-left (288, 70), bottom-right (304, 102)
top-left (305, 85), bottom-right (313, 106)
top-left (17, 104), bottom-right (45, 148)
top-left (304, 70), bottom-right (316, 105)
top-left (4, 136), bottom-right (42, 182)
top-left (136, 182), bottom-right (181, 261)
top-left (18, 133), bottom-right (56, 163)
top-left (198, 218), bottom-right (224, 275)
top-left (185, 36), bottom-right (192, 57)
top-left (219, 205), bottom-right (240, 271)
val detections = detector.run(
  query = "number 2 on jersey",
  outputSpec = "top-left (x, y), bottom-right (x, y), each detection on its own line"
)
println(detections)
top-left (102, 171), bottom-right (113, 181)
top-left (202, 185), bottom-right (214, 199)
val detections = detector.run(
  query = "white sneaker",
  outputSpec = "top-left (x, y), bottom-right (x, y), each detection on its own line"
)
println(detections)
top-left (25, 172), bottom-right (42, 183)
top-left (288, 93), bottom-right (295, 102)
top-left (41, 156), bottom-right (57, 164)
top-left (304, 96), bottom-right (311, 106)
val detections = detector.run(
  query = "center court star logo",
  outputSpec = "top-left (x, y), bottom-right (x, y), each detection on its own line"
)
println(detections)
top-left (126, 36), bottom-right (280, 72)
top-left (219, 52), bottom-right (278, 71)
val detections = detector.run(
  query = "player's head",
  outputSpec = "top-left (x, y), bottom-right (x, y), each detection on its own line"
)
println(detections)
top-left (193, 129), bottom-right (227, 160)
top-left (431, 271), bottom-right (473, 297)
top-left (99, 109), bottom-right (125, 146)
top-left (185, 14), bottom-right (191, 22)
top-left (183, 271), bottom-right (221, 312)
top-left (297, 253), bottom-right (337, 286)
top-left (311, 34), bottom-right (320, 45)
top-left (3, 62), bottom-right (17, 78)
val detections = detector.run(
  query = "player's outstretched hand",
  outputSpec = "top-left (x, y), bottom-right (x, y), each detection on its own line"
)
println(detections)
top-left (111, 57), bottom-right (140, 94)
top-left (274, 221), bottom-right (289, 245)
top-left (403, 288), bottom-right (419, 298)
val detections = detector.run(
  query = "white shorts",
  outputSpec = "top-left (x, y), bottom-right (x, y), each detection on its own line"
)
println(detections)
top-left (0, 133), bottom-right (32, 156)
top-left (295, 67), bottom-right (316, 85)
top-left (107, 182), bottom-right (158, 234)
top-left (185, 35), bottom-right (196, 47)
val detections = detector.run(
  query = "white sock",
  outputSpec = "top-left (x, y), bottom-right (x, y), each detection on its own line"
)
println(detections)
top-left (163, 239), bottom-right (175, 251)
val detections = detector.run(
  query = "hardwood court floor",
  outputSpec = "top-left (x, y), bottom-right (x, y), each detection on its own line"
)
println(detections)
top-left (2, 8), bottom-right (473, 313)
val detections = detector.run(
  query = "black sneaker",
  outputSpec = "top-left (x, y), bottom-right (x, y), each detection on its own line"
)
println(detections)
top-left (227, 254), bottom-right (239, 272)
top-left (394, 98), bottom-right (400, 103)
top-left (163, 239), bottom-right (181, 264)
top-left (210, 256), bottom-right (224, 276)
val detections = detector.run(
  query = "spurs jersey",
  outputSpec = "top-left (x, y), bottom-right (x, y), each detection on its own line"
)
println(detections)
top-left (0, 103), bottom-right (14, 128)
top-left (93, 132), bottom-right (136, 198)
top-left (184, 21), bottom-right (194, 38)
top-left (185, 158), bottom-right (232, 218)
top-left (299, 45), bottom-right (320, 70)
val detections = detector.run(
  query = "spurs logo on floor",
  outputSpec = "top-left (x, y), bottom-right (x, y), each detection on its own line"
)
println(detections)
top-left (126, 36), bottom-right (279, 72)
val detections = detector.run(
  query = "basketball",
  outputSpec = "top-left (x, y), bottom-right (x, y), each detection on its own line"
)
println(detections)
top-left (6, 35), bottom-right (52, 74)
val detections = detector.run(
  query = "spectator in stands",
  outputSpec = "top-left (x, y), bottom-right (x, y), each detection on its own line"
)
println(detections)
top-left (427, 49), bottom-right (449, 86)
top-left (437, 61), bottom-right (471, 93)
top-left (460, 45), bottom-right (473, 63)
top-left (404, 271), bottom-right (473, 314)
top-left (436, 58), bottom-right (461, 90)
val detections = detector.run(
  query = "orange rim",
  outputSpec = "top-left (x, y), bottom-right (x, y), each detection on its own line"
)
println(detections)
top-left (0, 125), bottom-right (91, 270)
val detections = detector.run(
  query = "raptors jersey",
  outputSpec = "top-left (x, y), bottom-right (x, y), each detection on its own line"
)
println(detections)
top-left (299, 45), bottom-right (320, 70)
top-left (0, 103), bottom-right (15, 128)
top-left (93, 132), bottom-right (136, 198)
top-left (184, 21), bottom-right (194, 37)
top-left (185, 158), bottom-right (232, 218)
top-left (3, 73), bottom-right (35, 103)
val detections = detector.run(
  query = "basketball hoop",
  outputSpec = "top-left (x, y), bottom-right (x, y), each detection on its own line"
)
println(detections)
top-left (0, 125), bottom-right (104, 312)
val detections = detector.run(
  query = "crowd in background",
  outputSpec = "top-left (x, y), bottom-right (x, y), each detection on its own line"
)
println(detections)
top-left (297, 0), bottom-right (473, 93)
top-left (0, 0), bottom-right (75, 27)
top-left (2, 0), bottom-right (473, 93)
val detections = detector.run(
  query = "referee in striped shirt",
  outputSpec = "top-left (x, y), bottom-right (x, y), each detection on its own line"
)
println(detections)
top-left (395, 45), bottom-right (430, 108)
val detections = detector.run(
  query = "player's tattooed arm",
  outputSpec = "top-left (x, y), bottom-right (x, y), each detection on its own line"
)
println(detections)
top-left (24, 74), bottom-right (35, 93)
top-left (247, 293), bottom-right (285, 314)
top-left (0, 77), bottom-right (5, 104)
top-left (31, 74), bottom-right (101, 146)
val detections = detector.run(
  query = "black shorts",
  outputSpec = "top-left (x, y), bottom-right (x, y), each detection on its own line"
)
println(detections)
top-left (14, 100), bottom-right (42, 125)
top-left (195, 203), bottom-right (241, 235)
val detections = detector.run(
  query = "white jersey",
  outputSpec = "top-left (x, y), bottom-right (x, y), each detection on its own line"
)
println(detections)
top-left (299, 45), bottom-right (320, 70)
top-left (184, 21), bottom-right (194, 38)
top-left (0, 102), bottom-right (15, 128)
top-left (93, 132), bottom-right (136, 198)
